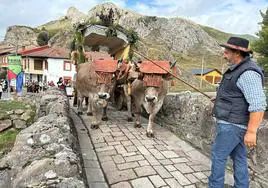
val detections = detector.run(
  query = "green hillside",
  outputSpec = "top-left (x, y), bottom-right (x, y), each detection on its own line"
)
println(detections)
top-left (201, 25), bottom-right (257, 44)
top-left (37, 18), bottom-right (72, 37)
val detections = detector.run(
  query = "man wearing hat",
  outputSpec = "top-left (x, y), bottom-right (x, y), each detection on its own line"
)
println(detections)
top-left (209, 37), bottom-right (266, 187)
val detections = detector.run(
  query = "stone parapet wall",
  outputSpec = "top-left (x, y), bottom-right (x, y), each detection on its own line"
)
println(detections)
top-left (0, 89), bottom-right (85, 188)
top-left (155, 92), bottom-right (268, 187)
top-left (0, 97), bottom-right (37, 132)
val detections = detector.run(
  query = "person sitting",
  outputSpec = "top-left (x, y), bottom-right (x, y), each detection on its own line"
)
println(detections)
top-left (57, 77), bottom-right (65, 89)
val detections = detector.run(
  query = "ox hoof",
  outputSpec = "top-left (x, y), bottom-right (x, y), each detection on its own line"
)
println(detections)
top-left (146, 131), bottom-right (155, 138)
top-left (78, 111), bottom-right (83, 115)
top-left (87, 112), bottom-right (93, 116)
top-left (90, 124), bottom-right (99, 129)
top-left (127, 117), bottom-right (133, 122)
top-left (102, 116), bottom-right (108, 121)
top-left (134, 123), bottom-right (142, 128)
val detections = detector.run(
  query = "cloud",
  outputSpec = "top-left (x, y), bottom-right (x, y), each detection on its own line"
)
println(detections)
top-left (132, 0), bottom-right (268, 35)
top-left (0, 0), bottom-right (267, 41)
top-left (0, 0), bottom-right (127, 40)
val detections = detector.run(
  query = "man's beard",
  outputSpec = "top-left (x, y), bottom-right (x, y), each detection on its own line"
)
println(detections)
top-left (226, 61), bottom-right (235, 66)
top-left (224, 57), bottom-right (235, 66)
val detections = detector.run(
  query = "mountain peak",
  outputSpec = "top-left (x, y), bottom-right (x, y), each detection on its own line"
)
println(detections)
top-left (66, 6), bottom-right (85, 19)
top-left (92, 2), bottom-right (119, 9)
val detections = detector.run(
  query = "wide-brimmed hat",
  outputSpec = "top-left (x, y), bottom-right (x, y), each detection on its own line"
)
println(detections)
top-left (220, 37), bottom-right (250, 52)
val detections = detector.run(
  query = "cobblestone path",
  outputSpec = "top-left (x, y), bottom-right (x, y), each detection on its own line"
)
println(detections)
top-left (71, 104), bottom-right (233, 188)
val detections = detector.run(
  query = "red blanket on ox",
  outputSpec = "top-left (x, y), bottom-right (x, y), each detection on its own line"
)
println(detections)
top-left (140, 61), bottom-right (170, 74)
top-left (92, 59), bottom-right (118, 84)
top-left (92, 59), bottom-right (118, 73)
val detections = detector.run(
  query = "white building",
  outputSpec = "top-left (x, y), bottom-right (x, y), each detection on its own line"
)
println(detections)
top-left (21, 45), bottom-right (76, 85)
top-left (46, 58), bottom-right (76, 85)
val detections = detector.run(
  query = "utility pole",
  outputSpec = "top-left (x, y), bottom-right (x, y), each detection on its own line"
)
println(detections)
top-left (221, 57), bottom-right (225, 75)
top-left (5, 36), bottom-right (19, 99)
top-left (200, 54), bottom-right (205, 89)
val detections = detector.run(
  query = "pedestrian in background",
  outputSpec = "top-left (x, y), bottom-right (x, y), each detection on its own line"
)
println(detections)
top-left (0, 81), bottom-right (3, 99)
top-left (57, 77), bottom-right (65, 89)
top-left (209, 37), bottom-right (267, 188)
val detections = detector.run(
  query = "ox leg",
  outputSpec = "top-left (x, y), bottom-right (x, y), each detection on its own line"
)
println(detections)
top-left (146, 114), bottom-right (156, 138)
top-left (90, 95), bottom-right (104, 129)
top-left (73, 89), bottom-right (78, 107)
top-left (124, 85), bottom-right (133, 122)
top-left (134, 112), bottom-right (142, 128)
top-left (102, 105), bottom-right (108, 121)
top-left (86, 95), bottom-right (93, 116)
top-left (77, 97), bottom-right (84, 115)
top-left (85, 97), bottom-right (89, 106)
top-left (91, 107), bottom-right (102, 129)
top-left (134, 105), bottom-right (142, 128)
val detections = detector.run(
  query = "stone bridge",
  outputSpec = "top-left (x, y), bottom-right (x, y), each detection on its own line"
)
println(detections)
top-left (1, 89), bottom-right (267, 187)
top-left (71, 99), bottom-right (234, 188)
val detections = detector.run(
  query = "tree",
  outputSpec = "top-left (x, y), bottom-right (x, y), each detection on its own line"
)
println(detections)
top-left (36, 28), bottom-right (50, 46)
top-left (252, 9), bottom-right (268, 73)
top-left (70, 31), bottom-right (86, 65)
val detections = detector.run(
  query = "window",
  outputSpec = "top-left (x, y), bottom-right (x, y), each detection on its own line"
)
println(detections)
top-left (214, 76), bottom-right (222, 84)
top-left (64, 61), bottom-right (72, 71)
top-left (45, 60), bottom-right (48, 70)
top-left (34, 59), bottom-right (43, 70)
top-left (205, 76), bottom-right (213, 83)
top-left (24, 59), bottom-right (27, 70)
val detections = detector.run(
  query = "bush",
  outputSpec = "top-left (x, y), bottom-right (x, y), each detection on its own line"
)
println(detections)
top-left (36, 31), bottom-right (50, 46)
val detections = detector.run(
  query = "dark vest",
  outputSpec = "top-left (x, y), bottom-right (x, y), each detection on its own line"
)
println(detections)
top-left (213, 57), bottom-right (264, 125)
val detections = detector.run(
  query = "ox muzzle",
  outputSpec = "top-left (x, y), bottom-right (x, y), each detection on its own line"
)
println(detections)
top-left (145, 95), bottom-right (158, 103)
top-left (98, 92), bottom-right (110, 100)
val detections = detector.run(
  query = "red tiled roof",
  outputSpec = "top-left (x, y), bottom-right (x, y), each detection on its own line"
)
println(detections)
top-left (19, 45), bottom-right (50, 55)
top-left (21, 46), bottom-right (69, 59)
top-left (0, 47), bottom-right (16, 55)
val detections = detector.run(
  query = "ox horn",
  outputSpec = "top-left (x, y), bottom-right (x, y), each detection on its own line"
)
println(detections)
top-left (170, 61), bottom-right (177, 69)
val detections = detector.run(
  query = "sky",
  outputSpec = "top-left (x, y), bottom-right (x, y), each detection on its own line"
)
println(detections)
top-left (0, 0), bottom-right (267, 41)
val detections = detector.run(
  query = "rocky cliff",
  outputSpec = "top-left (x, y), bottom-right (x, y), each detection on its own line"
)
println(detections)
top-left (2, 3), bottom-right (220, 55)
top-left (1, 25), bottom-right (39, 49)
top-left (0, 2), bottom-right (228, 91)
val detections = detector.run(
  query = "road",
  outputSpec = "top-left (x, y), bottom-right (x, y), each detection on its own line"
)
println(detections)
top-left (70, 101), bottom-right (233, 188)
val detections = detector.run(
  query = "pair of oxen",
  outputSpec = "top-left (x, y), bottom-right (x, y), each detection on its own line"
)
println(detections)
top-left (76, 59), bottom-right (176, 137)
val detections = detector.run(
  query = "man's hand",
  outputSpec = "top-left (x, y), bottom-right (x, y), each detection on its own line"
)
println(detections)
top-left (244, 131), bottom-right (257, 148)
top-left (244, 111), bottom-right (264, 148)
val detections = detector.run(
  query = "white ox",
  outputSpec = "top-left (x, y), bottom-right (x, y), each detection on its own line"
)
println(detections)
top-left (76, 60), bottom-right (118, 128)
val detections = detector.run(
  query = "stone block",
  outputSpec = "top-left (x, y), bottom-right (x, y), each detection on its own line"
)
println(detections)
top-left (149, 175), bottom-right (167, 187)
top-left (171, 171), bottom-right (191, 186)
top-left (125, 155), bottom-right (144, 162)
top-left (106, 169), bottom-right (137, 185)
top-left (117, 162), bottom-right (139, 170)
top-left (153, 165), bottom-right (172, 178)
top-left (134, 166), bottom-right (157, 177)
top-left (111, 182), bottom-right (132, 188)
top-left (161, 151), bottom-right (179, 159)
top-left (131, 177), bottom-right (154, 188)
top-left (174, 163), bottom-right (194, 174)
top-left (84, 168), bottom-right (105, 182)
